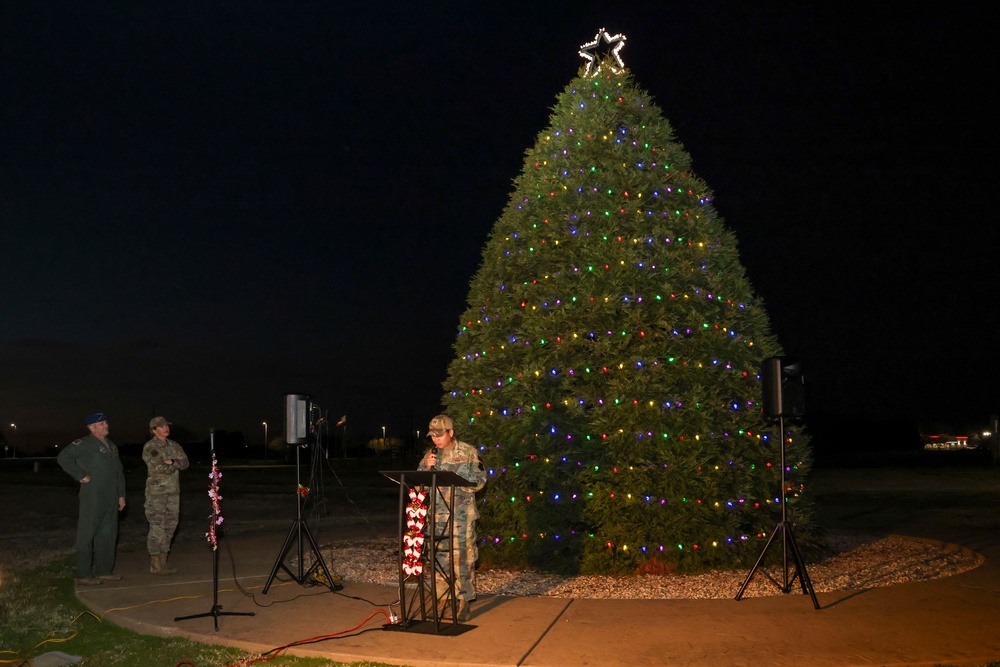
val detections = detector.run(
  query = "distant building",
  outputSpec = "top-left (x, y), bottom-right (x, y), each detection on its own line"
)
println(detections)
top-left (923, 434), bottom-right (974, 450)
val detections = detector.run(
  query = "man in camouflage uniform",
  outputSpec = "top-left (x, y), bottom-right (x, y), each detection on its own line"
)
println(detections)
top-left (57, 412), bottom-right (127, 586)
top-left (142, 416), bottom-right (189, 575)
top-left (417, 414), bottom-right (487, 622)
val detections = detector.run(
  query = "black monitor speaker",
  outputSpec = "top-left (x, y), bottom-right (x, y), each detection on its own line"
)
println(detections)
top-left (761, 357), bottom-right (805, 418)
top-left (285, 393), bottom-right (311, 444)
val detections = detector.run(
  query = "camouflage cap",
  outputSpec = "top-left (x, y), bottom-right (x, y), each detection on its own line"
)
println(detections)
top-left (149, 416), bottom-right (171, 429)
top-left (427, 414), bottom-right (454, 437)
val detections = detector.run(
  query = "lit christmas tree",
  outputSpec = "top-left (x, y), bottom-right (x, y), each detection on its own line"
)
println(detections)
top-left (442, 30), bottom-right (814, 574)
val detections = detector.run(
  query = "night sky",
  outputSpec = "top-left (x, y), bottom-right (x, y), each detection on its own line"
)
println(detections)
top-left (2, 2), bottom-right (996, 448)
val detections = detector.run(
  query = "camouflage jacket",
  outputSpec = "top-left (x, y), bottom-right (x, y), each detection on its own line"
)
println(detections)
top-left (142, 437), bottom-right (190, 495)
top-left (417, 439), bottom-right (487, 518)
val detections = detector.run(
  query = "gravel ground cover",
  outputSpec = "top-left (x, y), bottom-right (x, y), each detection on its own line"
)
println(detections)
top-left (317, 530), bottom-right (982, 600)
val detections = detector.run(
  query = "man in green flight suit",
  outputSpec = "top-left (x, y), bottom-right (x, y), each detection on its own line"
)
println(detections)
top-left (57, 412), bottom-right (127, 586)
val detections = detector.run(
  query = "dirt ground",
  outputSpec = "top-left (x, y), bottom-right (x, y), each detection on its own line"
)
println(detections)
top-left (0, 456), bottom-right (402, 568)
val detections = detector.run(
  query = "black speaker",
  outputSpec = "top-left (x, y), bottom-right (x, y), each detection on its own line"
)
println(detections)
top-left (761, 357), bottom-right (805, 418)
top-left (285, 393), bottom-right (311, 444)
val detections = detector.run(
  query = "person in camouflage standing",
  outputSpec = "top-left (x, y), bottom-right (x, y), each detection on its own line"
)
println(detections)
top-left (417, 414), bottom-right (487, 622)
top-left (57, 412), bottom-right (127, 586)
top-left (143, 416), bottom-right (189, 575)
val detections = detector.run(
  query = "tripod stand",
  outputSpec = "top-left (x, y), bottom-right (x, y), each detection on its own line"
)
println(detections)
top-left (735, 414), bottom-right (820, 609)
top-left (176, 430), bottom-right (255, 629)
top-left (262, 443), bottom-right (341, 594)
top-left (307, 418), bottom-right (330, 517)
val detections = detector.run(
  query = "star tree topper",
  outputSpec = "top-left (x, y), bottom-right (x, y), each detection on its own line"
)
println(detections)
top-left (579, 28), bottom-right (627, 77)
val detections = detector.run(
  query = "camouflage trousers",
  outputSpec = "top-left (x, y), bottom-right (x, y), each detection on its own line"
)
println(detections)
top-left (432, 503), bottom-right (479, 601)
top-left (145, 492), bottom-right (180, 555)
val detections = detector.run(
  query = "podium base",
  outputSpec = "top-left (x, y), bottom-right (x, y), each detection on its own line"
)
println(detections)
top-left (382, 620), bottom-right (475, 635)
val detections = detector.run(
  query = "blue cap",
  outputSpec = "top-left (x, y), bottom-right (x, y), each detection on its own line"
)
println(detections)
top-left (85, 412), bottom-right (107, 425)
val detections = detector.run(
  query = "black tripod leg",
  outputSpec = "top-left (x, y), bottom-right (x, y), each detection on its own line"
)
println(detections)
top-left (784, 522), bottom-right (820, 609)
top-left (263, 519), bottom-right (300, 594)
top-left (174, 604), bottom-right (255, 629)
top-left (301, 521), bottom-right (342, 591)
top-left (175, 540), bottom-right (255, 627)
top-left (735, 522), bottom-right (782, 600)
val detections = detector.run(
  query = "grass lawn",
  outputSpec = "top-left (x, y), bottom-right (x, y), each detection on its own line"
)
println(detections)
top-left (0, 554), bottom-right (405, 667)
top-left (0, 457), bottom-right (407, 667)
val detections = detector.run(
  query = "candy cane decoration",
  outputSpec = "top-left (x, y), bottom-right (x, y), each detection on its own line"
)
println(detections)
top-left (402, 488), bottom-right (428, 576)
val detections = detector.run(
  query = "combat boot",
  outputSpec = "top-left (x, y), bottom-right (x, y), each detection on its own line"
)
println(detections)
top-left (160, 554), bottom-right (178, 575)
top-left (457, 598), bottom-right (471, 622)
top-left (151, 554), bottom-right (177, 576)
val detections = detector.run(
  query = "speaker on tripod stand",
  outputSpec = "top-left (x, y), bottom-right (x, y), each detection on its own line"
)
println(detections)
top-left (262, 393), bottom-right (341, 594)
top-left (760, 357), bottom-right (805, 420)
top-left (735, 357), bottom-right (819, 609)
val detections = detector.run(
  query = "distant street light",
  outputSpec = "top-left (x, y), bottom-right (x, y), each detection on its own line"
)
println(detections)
top-left (10, 423), bottom-right (15, 459)
top-left (262, 421), bottom-right (268, 460)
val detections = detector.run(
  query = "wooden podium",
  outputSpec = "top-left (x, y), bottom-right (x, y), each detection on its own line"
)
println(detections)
top-left (380, 470), bottom-right (475, 635)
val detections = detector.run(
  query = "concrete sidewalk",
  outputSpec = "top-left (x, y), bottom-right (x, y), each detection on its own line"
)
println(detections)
top-left (73, 521), bottom-right (1000, 667)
